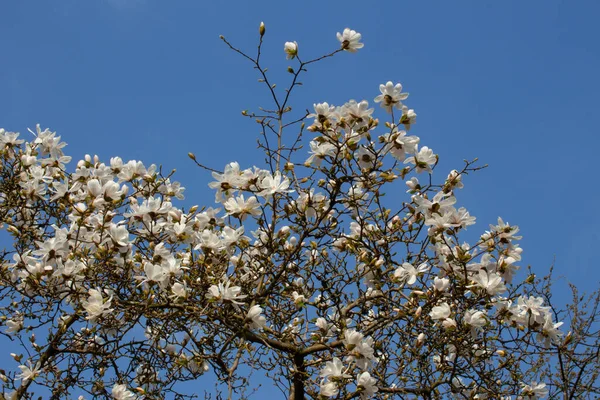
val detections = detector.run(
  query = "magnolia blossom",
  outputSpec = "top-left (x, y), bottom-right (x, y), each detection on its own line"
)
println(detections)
top-left (514, 296), bottom-right (550, 326)
top-left (538, 314), bottom-right (564, 347)
top-left (17, 362), bottom-right (40, 383)
top-left (464, 309), bottom-right (487, 331)
top-left (383, 126), bottom-right (419, 161)
top-left (246, 305), bottom-right (266, 329)
top-left (470, 269), bottom-right (506, 296)
top-left (5, 314), bottom-right (23, 334)
top-left (170, 282), bottom-right (188, 299)
top-left (430, 302), bottom-right (451, 320)
top-left (400, 105), bottom-right (417, 129)
top-left (405, 146), bottom-right (437, 173)
top-left (374, 81), bottom-right (409, 113)
top-left (292, 291), bottom-right (306, 306)
top-left (520, 382), bottom-right (549, 399)
top-left (394, 262), bottom-right (429, 285)
top-left (206, 280), bottom-right (247, 304)
top-left (306, 141), bottom-right (336, 166)
top-left (111, 384), bottom-right (137, 400)
top-left (319, 380), bottom-right (339, 397)
top-left (308, 102), bottom-right (337, 124)
top-left (82, 288), bottom-right (113, 321)
top-left (284, 41), bottom-right (298, 59)
top-left (320, 357), bottom-right (350, 379)
top-left (433, 277), bottom-right (450, 292)
top-left (258, 172), bottom-right (292, 197)
top-left (341, 99), bottom-right (373, 127)
top-left (337, 28), bottom-right (364, 52)
top-left (0, 24), bottom-right (573, 399)
top-left (357, 371), bottom-right (378, 398)
top-left (343, 329), bottom-right (376, 370)
top-left (224, 194), bottom-right (261, 220)
top-left (406, 177), bottom-right (421, 193)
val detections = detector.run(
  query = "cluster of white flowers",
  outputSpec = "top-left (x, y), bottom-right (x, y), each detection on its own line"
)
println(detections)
top-left (0, 27), bottom-right (564, 399)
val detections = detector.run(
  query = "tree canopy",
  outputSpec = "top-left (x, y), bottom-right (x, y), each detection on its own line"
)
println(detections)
top-left (0, 23), bottom-right (598, 400)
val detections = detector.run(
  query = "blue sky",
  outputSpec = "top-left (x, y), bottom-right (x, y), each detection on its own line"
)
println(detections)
top-left (1, 0), bottom-right (599, 397)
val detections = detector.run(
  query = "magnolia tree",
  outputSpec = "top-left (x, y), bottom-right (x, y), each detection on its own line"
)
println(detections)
top-left (0, 23), bottom-right (599, 400)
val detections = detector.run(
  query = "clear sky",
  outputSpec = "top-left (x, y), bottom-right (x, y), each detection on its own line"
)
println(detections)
top-left (1, 0), bottom-right (599, 397)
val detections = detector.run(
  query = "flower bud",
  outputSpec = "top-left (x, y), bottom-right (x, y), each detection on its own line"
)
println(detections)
top-left (259, 21), bottom-right (265, 36)
top-left (442, 318), bottom-right (457, 330)
top-left (284, 41), bottom-right (298, 60)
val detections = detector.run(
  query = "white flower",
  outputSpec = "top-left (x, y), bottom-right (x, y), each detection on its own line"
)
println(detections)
top-left (429, 303), bottom-right (451, 320)
top-left (111, 383), bottom-right (136, 400)
top-left (406, 177), bottom-right (421, 193)
top-left (246, 305), bottom-right (266, 329)
top-left (405, 146), bottom-right (437, 173)
top-left (433, 277), bottom-right (450, 292)
top-left (337, 28), bottom-right (364, 52)
top-left (374, 81), bottom-right (409, 113)
top-left (292, 291), bottom-right (306, 307)
top-left (470, 270), bottom-right (506, 296)
top-left (109, 224), bottom-right (130, 247)
top-left (357, 371), bottom-right (378, 398)
top-left (343, 329), bottom-right (376, 370)
top-left (206, 279), bottom-right (247, 305)
top-left (400, 105), bottom-right (417, 130)
top-left (224, 194), bottom-right (262, 220)
top-left (306, 141), bottom-right (336, 166)
top-left (537, 314), bottom-right (564, 347)
top-left (464, 309), bottom-right (487, 330)
top-left (17, 362), bottom-right (40, 383)
top-left (320, 357), bottom-right (351, 379)
top-left (258, 172), bottom-right (292, 197)
top-left (314, 317), bottom-right (336, 338)
top-left (284, 41), bottom-right (298, 59)
top-left (446, 169), bottom-right (464, 190)
top-left (514, 296), bottom-right (550, 326)
top-left (319, 380), bottom-right (339, 397)
top-left (143, 262), bottom-right (167, 285)
top-left (340, 99), bottom-right (373, 127)
top-left (355, 147), bottom-right (377, 170)
top-left (383, 126), bottom-right (419, 162)
top-left (394, 262), bottom-right (429, 285)
top-left (520, 382), bottom-right (548, 399)
top-left (82, 288), bottom-right (113, 321)
top-left (442, 318), bottom-right (457, 329)
top-left (5, 314), bottom-right (23, 334)
top-left (170, 282), bottom-right (188, 299)
top-left (308, 102), bottom-right (337, 125)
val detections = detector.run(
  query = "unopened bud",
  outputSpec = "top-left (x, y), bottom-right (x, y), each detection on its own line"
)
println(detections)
top-left (259, 22), bottom-right (265, 36)
top-left (563, 331), bottom-right (573, 345)
top-left (188, 153), bottom-right (196, 160)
